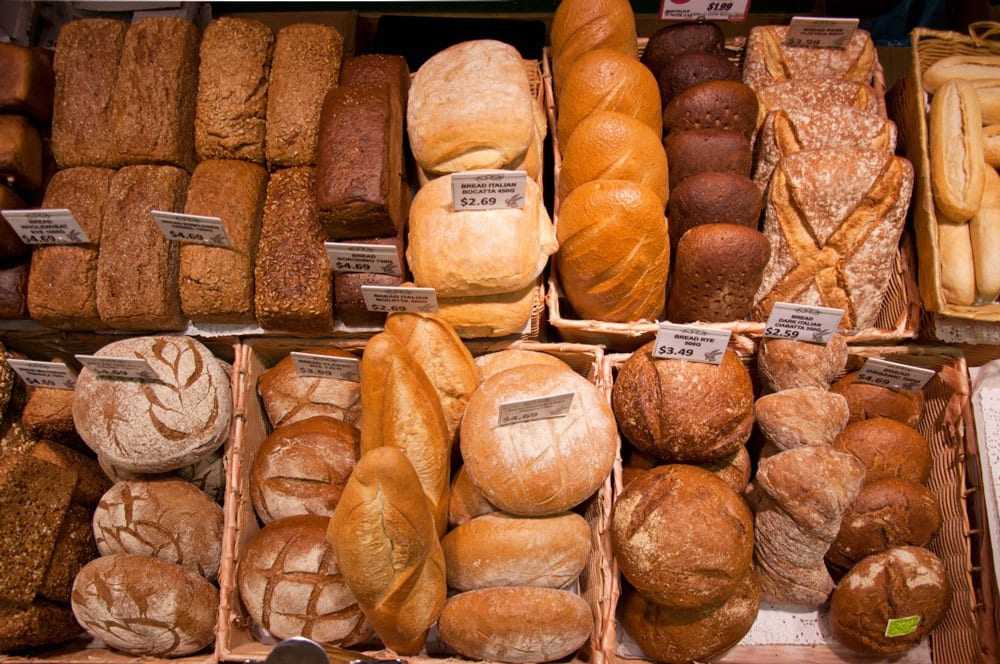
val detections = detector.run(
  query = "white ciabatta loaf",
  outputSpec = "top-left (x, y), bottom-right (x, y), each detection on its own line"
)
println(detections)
top-left (436, 286), bottom-right (538, 338)
top-left (461, 364), bottom-right (616, 516)
top-left (743, 26), bottom-right (877, 91)
top-left (71, 554), bottom-right (217, 657)
top-left (72, 336), bottom-right (231, 473)
top-left (93, 479), bottom-right (224, 580)
top-left (407, 174), bottom-right (556, 297)
top-left (475, 349), bottom-right (572, 381)
top-left (258, 348), bottom-right (361, 427)
top-left (408, 40), bottom-right (534, 175)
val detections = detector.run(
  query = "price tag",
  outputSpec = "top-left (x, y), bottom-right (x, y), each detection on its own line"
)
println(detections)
top-left (290, 352), bottom-right (360, 382)
top-left (6, 359), bottom-right (76, 390)
top-left (361, 286), bottom-right (437, 313)
top-left (1, 209), bottom-right (90, 245)
top-left (151, 211), bottom-right (232, 248)
top-left (451, 170), bottom-right (527, 211)
top-left (325, 242), bottom-right (402, 277)
top-left (659, 0), bottom-right (750, 21)
top-left (885, 615), bottom-right (922, 638)
top-left (856, 358), bottom-right (936, 392)
top-left (784, 17), bottom-right (859, 49)
top-left (498, 392), bottom-right (575, 426)
top-left (764, 302), bottom-right (844, 345)
top-left (652, 323), bottom-right (731, 365)
top-left (75, 355), bottom-right (157, 381)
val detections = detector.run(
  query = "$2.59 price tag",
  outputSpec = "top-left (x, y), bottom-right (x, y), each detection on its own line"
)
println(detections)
top-left (291, 352), bottom-right (360, 382)
top-left (75, 355), bottom-right (157, 381)
top-left (451, 170), bottom-right (527, 211)
top-left (498, 392), bottom-right (575, 427)
top-left (764, 302), bottom-right (844, 345)
top-left (361, 286), bottom-right (437, 314)
top-left (151, 211), bottom-right (232, 248)
top-left (653, 323), bottom-right (732, 365)
top-left (6, 359), bottom-right (76, 390)
top-left (1, 209), bottom-right (90, 245)
top-left (325, 242), bottom-right (402, 277)
top-left (784, 17), bottom-right (859, 49)
top-left (856, 358), bottom-right (936, 392)
top-left (659, 0), bottom-right (749, 21)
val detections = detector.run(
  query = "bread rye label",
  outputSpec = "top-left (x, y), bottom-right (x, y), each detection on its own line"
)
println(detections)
top-left (150, 210), bottom-right (233, 248)
top-left (451, 170), bottom-right (527, 211)
top-left (290, 352), bottom-right (360, 382)
top-left (659, 0), bottom-right (750, 21)
top-left (784, 17), bottom-right (859, 49)
top-left (325, 242), bottom-right (402, 277)
top-left (361, 285), bottom-right (438, 313)
top-left (0, 208), bottom-right (90, 245)
top-left (856, 358), bottom-right (937, 392)
top-left (653, 323), bottom-right (732, 365)
top-left (75, 355), bottom-right (157, 382)
top-left (885, 615), bottom-right (922, 638)
top-left (498, 392), bottom-right (575, 426)
top-left (764, 302), bottom-right (845, 345)
top-left (6, 359), bottom-right (76, 390)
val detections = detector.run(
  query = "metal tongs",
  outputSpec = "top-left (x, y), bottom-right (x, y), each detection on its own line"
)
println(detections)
top-left (264, 637), bottom-right (406, 664)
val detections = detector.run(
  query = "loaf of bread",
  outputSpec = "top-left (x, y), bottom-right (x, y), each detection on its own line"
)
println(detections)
top-left (437, 284), bottom-right (538, 338)
top-left (640, 22), bottom-right (724, 82)
top-left (0, 263), bottom-right (27, 319)
top-left (0, 601), bottom-right (83, 651)
top-left (939, 218), bottom-right (977, 305)
top-left (667, 172), bottom-right (761, 251)
top-left (0, 115), bottom-right (42, 192)
top-left (0, 44), bottom-right (52, 123)
top-left (664, 129), bottom-right (751, 188)
top-left (448, 466), bottom-right (496, 526)
top-left (663, 80), bottom-right (758, 138)
top-left (329, 447), bottom-right (446, 654)
top-left (21, 388), bottom-right (75, 444)
top-left (36, 503), bottom-right (96, 603)
top-left (743, 25), bottom-right (877, 90)
top-left (971, 165), bottom-right (1000, 302)
top-left (551, 0), bottom-right (636, 91)
top-left (930, 80), bottom-right (985, 223)
top-left (340, 55), bottom-right (410, 112)
top-left (830, 371), bottom-right (925, 426)
top-left (657, 51), bottom-right (737, 103)
top-left (833, 417), bottom-right (931, 484)
top-left (334, 236), bottom-right (405, 328)
top-left (986, 125), bottom-right (1000, 167)
top-left (475, 349), bottom-right (572, 380)
top-left (30, 440), bottom-right (110, 506)
top-left (923, 54), bottom-right (1000, 92)
top-left (701, 446), bottom-right (752, 494)
top-left (755, 387), bottom-right (850, 451)
top-left (258, 348), bottom-right (360, 427)
top-left (758, 335), bottom-right (848, 392)
top-left (756, 78), bottom-right (883, 128)
top-left (266, 24), bottom-right (342, 167)
top-left (0, 185), bottom-right (27, 261)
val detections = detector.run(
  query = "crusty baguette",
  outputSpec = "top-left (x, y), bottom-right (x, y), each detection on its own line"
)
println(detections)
top-left (971, 166), bottom-right (1000, 303)
top-left (930, 80), bottom-right (985, 222)
top-left (939, 217), bottom-right (977, 305)
top-left (924, 55), bottom-right (1000, 93)
top-left (972, 79), bottom-right (1000, 125)
top-left (985, 125), bottom-right (1000, 167)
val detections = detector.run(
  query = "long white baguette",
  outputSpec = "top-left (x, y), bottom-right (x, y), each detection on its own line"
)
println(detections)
top-left (924, 55), bottom-right (1000, 92)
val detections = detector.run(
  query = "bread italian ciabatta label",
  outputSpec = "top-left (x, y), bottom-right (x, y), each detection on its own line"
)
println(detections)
top-left (325, 242), bottom-right (402, 277)
top-left (764, 302), bottom-right (844, 345)
top-left (1, 208), bottom-right (90, 244)
top-left (498, 392), bottom-right (575, 426)
top-left (659, 0), bottom-right (750, 21)
top-left (451, 170), bottom-right (527, 211)
top-left (856, 358), bottom-right (936, 392)
top-left (653, 323), bottom-right (732, 365)
top-left (784, 17), bottom-right (859, 49)
top-left (361, 285), bottom-right (438, 313)
top-left (884, 615), bottom-right (921, 638)
top-left (6, 359), bottom-right (76, 390)
top-left (290, 352), bottom-right (360, 382)
top-left (151, 210), bottom-right (233, 248)
top-left (75, 355), bottom-right (157, 382)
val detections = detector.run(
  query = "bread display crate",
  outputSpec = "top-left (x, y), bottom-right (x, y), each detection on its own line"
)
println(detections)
top-left (216, 338), bottom-right (620, 663)
top-left (603, 345), bottom-right (996, 663)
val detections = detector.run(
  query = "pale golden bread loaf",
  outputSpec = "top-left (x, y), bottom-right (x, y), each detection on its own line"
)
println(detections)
top-left (550, 0), bottom-right (637, 91)
top-left (930, 80), bottom-right (985, 223)
top-left (939, 218), bottom-right (977, 306)
top-left (475, 349), bottom-right (572, 381)
top-left (985, 125), bottom-right (1000, 167)
top-left (971, 166), bottom-right (1000, 302)
top-left (923, 54), bottom-right (1000, 92)
top-left (971, 79), bottom-right (1000, 124)
top-left (436, 285), bottom-right (538, 339)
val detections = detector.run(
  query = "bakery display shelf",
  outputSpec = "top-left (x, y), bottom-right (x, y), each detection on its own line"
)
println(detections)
top-left (216, 338), bottom-right (617, 663)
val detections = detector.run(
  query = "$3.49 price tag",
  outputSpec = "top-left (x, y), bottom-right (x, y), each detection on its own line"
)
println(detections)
top-left (361, 286), bottom-right (437, 314)
top-left (652, 323), bottom-right (732, 365)
top-left (6, 359), bottom-right (76, 390)
top-left (151, 211), bottom-right (232, 248)
top-left (451, 170), bottom-right (527, 211)
top-left (764, 302), bottom-right (844, 345)
top-left (659, 0), bottom-right (749, 21)
top-left (784, 17), bottom-right (859, 49)
top-left (497, 392), bottom-right (575, 427)
top-left (75, 355), bottom-right (157, 381)
top-left (290, 352), bottom-right (360, 382)
top-left (1, 209), bottom-right (90, 245)
top-left (856, 358), bottom-right (936, 392)
top-left (325, 242), bottom-right (402, 277)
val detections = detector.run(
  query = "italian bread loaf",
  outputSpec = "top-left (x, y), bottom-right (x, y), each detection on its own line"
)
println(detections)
top-left (0, 115), bottom-right (42, 192)
top-left (923, 54), bottom-right (1000, 92)
top-left (743, 25), bottom-right (877, 90)
top-left (939, 218), bottom-right (977, 305)
top-left (0, 43), bottom-right (53, 123)
top-left (436, 285), bottom-right (537, 338)
top-left (986, 125), bottom-right (1000, 167)
top-left (930, 80), bottom-right (985, 223)
top-left (757, 334), bottom-right (848, 392)
top-left (551, 0), bottom-right (636, 91)
top-left (667, 173), bottom-right (761, 252)
top-left (258, 348), bottom-right (361, 427)
top-left (448, 465), bottom-right (496, 526)
top-left (972, 165), bottom-right (1000, 302)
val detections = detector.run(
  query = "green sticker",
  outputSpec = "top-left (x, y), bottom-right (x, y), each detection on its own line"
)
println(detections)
top-left (885, 615), bottom-right (922, 638)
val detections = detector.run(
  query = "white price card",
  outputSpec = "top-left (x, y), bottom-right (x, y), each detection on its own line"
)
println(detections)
top-left (75, 355), bottom-right (157, 381)
top-left (361, 286), bottom-right (438, 313)
top-left (764, 302), bottom-right (844, 345)
top-left (784, 17), bottom-right (859, 49)
top-left (6, 359), bottom-right (76, 390)
top-left (659, 0), bottom-right (750, 21)
top-left (291, 352), bottom-right (361, 382)
top-left (151, 211), bottom-right (232, 248)
top-left (325, 242), bottom-right (402, 277)
top-left (652, 323), bottom-right (732, 365)
top-left (498, 392), bottom-right (575, 426)
top-left (451, 170), bottom-right (527, 211)
top-left (1, 209), bottom-right (90, 245)
top-left (856, 358), bottom-right (936, 392)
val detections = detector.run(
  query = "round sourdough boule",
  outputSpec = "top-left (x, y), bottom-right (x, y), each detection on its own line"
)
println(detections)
top-left (443, 512), bottom-right (590, 591)
top-left (238, 515), bottom-right (368, 644)
top-left (612, 342), bottom-right (753, 463)
top-left (758, 335), bottom-right (849, 392)
top-left (72, 336), bottom-right (231, 473)
top-left (830, 371), bottom-right (925, 426)
top-left (99, 443), bottom-right (226, 503)
top-left (830, 547), bottom-right (951, 656)
top-left (474, 349), bottom-right (572, 382)
top-left (612, 465), bottom-right (753, 609)
top-left (461, 364), bottom-right (616, 516)
top-left (833, 417), bottom-right (931, 484)
top-left (250, 416), bottom-right (358, 523)
top-left (93, 479), bottom-right (224, 580)
top-left (622, 574), bottom-right (760, 664)
top-left (448, 465), bottom-right (496, 526)
top-left (438, 587), bottom-right (592, 663)
top-left (754, 388), bottom-right (850, 450)
top-left (658, 52), bottom-right (738, 102)
top-left (664, 128), bottom-right (752, 188)
top-left (667, 172), bottom-right (762, 252)
top-left (699, 446), bottom-right (752, 493)
top-left (664, 80), bottom-right (759, 138)
top-left (828, 479), bottom-right (942, 568)
top-left (257, 347), bottom-right (361, 427)
top-left (71, 554), bottom-right (218, 657)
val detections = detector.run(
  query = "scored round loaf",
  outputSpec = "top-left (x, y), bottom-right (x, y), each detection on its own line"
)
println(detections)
top-left (664, 80), bottom-right (759, 138)
top-left (258, 348), bottom-right (361, 427)
top-left (93, 479), bottom-right (224, 580)
top-left (754, 388), bottom-right (850, 451)
top-left (71, 554), bottom-right (218, 657)
top-left (448, 465), bottom-right (496, 527)
top-left (833, 417), bottom-right (931, 484)
top-left (830, 371), bottom-right (925, 427)
top-left (666, 224), bottom-right (770, 323)
top-left (664, 129), bottom-right (752, 188)
top-left (658, 52), bottom-right (738, 103)
top-left (443, 512), bottom-right (590, 591)
top-left (551, 0), bottom-right (637, 90)
top-left (475, 349), bottom-right (572, 382)
top-left (612, 465), bottom-right (753, 610)
top-left (667, 172), bottom-right (762, 252)
top-left (641, 22), bottom-right (725, 81)
top-left (250, 416), bottom-right (358, 524)
top-left (461, 363), bottom-right (616, 516)
top-left (699, 446), bottom-right (752, 493)
top-left (830, 547), bottom-right (951, 656)
top-left (758, 335), bottom-right (849, 392)
top-left (438, 587), bottom-right (592, 664)
top-left (612, 342), bottom-right (753, 463)
top-left (98, 443), bottom-right (226, 503)
top-left (72, 336), bottom-right (231, 473)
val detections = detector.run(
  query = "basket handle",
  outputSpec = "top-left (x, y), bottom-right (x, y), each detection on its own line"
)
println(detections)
top-left (968, 21), bottom-right (1000, 51)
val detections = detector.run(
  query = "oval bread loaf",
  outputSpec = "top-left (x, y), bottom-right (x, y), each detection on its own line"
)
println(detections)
top-left (930, 80), bottom-right (984, 223)
top-left (923, 54), bottom-right (1000, 92)
top-left (754, 388), bottom-right (850, 451)
top-left (551, 0), bottom-right (637, 91)
top-left (475, 349), bottom-right (572, 381)
top-left (663, 80), bottom-right (758, 138)
top-left (758, 335), bottom-right (848, 392)
top-left (640, 22), bottom-right (725, 80)
top-left (830, 371), bottom-right (925, 426)
top-left (971, 164), bottom-right (1000, 303)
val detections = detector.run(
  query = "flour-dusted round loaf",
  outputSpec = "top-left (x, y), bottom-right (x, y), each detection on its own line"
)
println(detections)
top-left (258, 348), bottom-right (361, 427)
top-left (757, 334), bottom-right (848, 392)
top-left (71, 554), bottom-right (218, 657)
top-left (474, 349), bottom-right (572, 382)
top-left (98, 443), bottom-right (226, 503)
top-left (833, 417), bottom-right (931, 484)
top-left (754, 388), bottom-right (850, 451)
top-left (830, 371), bottom-right (925, 427)
top-left (461, 364), bottom-right (616, 516)
top-left (72, 336), bottom-right (231, 473)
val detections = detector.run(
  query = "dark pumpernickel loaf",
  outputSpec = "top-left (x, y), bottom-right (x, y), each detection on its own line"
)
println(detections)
top-left (0, 263), bottom-right (27, 319)
top-left (658, 52), bottom-right (738, 104)
top-left (667, 172), bottom-right (761, 251)
top-left (664, 129), bottom-right (751, 188)
top-left (334, 235), bottom-right (404, 328)
top-left (641, 22), bottom-right (725, 80)
top-left (0, 186), bottom-right (27, 261)
top-left (663, 80), bottom-right (759, 138)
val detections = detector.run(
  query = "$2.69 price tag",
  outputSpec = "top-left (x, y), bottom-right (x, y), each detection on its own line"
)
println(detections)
top-left (325, 242), bottom-right (402, 277)
top-left (451, 170), bottom-right (527, 211)
top-left (291, 352), bottom-right (360, 382)
top-left (784, 17), bottom-right (859, 49)
top-left (856, 358), bottom-right (936, 392)
top-left (1, 209), bottom-right (90, 245)
top-left (653, 323), bottom-right (732, 365)
top-left (764, 302), bottom-right (844, 345)
top-left (498, 392), bottom-right (575, 427)
top-left (361, 286), bottom-right (437, 314)
top-left (151, 211), bottom-right (232, 248)
top-left (75, 355), bottom-right (157, 381)
top-left (6, 359), bottom-right (76, 390)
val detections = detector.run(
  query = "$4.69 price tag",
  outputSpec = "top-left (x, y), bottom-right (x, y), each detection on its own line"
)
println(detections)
top-left (659, 0), bottom-right (749, 21)
top-left (6, 359), bottom-right (76, 390)
top-left (151, 211), bottom-right (232, 248)
top-left (1, 209), bottom-right (90, 245)
top-left (361, 286), bottom-right (437, 314)
top-left (75, 355), bottom-right (157, 381)
top-left (291, 352), bottom-right (360, 382)
top-left (856, 358), bottom-right (936, 392)
top-left (498, 392), bottom-right (575, 427)
top-left (325, 242), bottom-right (402, 277)
top-left (451, 170), bottom-right (527, 211)
top-left (653, 323), bottom-right (732, 365)
top-left (764, 302), bottom-right (844, 345)
top-left (785, 17), bottom-right (859, 49)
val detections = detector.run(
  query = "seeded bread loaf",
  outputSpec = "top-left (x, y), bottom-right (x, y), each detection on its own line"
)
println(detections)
top-left (340, 54), bottom-right (410, 115)
top-left (0, 601), bottom-right (82, 651)
top-left (30, 440), bottom-right (110, 506)
top-left (21, 390), bottom-right (77, 445)
top-left (0, 44), bottom-right (53, 123)
top-left (37, 504), bottom-right (96, 603)
top-left (663, 80), bottom-right (758, 138)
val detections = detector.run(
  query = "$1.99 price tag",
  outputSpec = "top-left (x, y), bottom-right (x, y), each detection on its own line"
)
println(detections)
top-left (6, 359), bottom-right (77, 390)
top-left (151, 211), bottom-right (232, 248)
top-left (75, 355), bottom-right (157, 381)
top-left (1, 209), bottom-right (90, 245)
top-left (653, 323), bottom-right (732, 365)
top-left (784, 17), bottom-right (859, 49)
top-left (325, 242), bottom-right (402, 277)
top-left (659, 0), bottom-right (749, 21)
top-left (291, 352), bottom-right (360, 382)
top-left (498, 392), bottom-right (575, 427)
top-left (764, 302), bottom-right (844, 345)
top-left (856, 358), bottom-right (936, 392)
top-left (361, 286), bottom-right (437, 314)
top-left (451, 170), bottom-right (527, 211)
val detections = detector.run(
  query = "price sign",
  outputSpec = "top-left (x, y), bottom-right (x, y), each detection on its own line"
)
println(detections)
top-left (498, 392), bottom-right (575, 426)
top-left (653, 323), bottom-right (732, 365)
top-left (325, 242), bottom-right (402, 277)
top-left (291, 352), bottom-right (360, 382)
top-left (885, 615), bottom-right (922, 638)
top-left (451, 170), bottom-right (527, 211)
top-left (6, 359), bottom-right (76, 390)
top-left (659, 0), bottom-right (750, 21)
top-left (784, 17), bottom-right (859, 49)
top-left (856, 358), bottom-right (936, 392)
top-left (1, 209), bottom-right (90, 245)
top-left (764, 303), bottom-right (844, 345)
top-left (75, 355), bottom-right (157, 381)
top-left (151, 211), bottom-right (232, 248)
top-left (361, 286), bottom-right (437, 313)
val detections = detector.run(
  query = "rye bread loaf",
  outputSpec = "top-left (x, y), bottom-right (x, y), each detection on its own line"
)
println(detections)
top-left (757, 334), bottom-right (848, 392)
top-left (448, 465), bottom-right (496, 526)
top-left (37, 504), bottom-right (97, 603)
top-left (667, 172), bottom-right (762, 252)
top-left (743, 26), bottom-right (877, 91)
top-left (640, 22), bottom-right (724, 81)
top-left (701, 446), bottom-right (752, 493)
top-left (0, 43), bottom-right (53, 123)
top-left (0, 185), bottom-right (27, 261)
top-left (258, 348), bottom-right (361, 427)
top-left (0, 114), bottom-right (42, 192)
top-left (754, 387), bottom-right (850, 450)
top-left (657, 51), bottom-right (738, 102)
top-left (830, 371), bottom-right (925, 426)
top-left (664, 129), bottom-right (751, 188)
top-left (663, 80), bottom-right (758, 138)
top-left (0, 263), bottom-right (27, 319)
top-left (30, 440), bottom-right (110, 506)
top-left (340, 55), bottom-right (410, 113)
top-left (832, 417), bottom-right (931, 484)
top-left (0, 601), bottom-right (82, 651)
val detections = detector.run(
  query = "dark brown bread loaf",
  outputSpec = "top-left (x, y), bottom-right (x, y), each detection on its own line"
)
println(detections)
top-left (641, 22), bottom-right (725, 80)
top-left (833, 417), bottom-right (932, 484)
top-left (758, 335), bottom-right (849, 392)
top-left (658, 52), bottom-right (739, 103)
top-left (334, 235), bottom-right (405, 327)
top-left (830, 371), bottom-right (925, 426)
top-left (664, 80), bottom-right (759, 138)
top-left (0, 114), bottom-right (42, 192)
top-left (0, 185), bottom-right (28, 260)
top-left (664, 129), bottom-right (752, 188)
top-left (0, 263), bottom-right (27, 319)
top-left (340, 54), bottom-right (411, 115)
top-left (22, 389), bottom-right (76, 443)
top-left (667, 172), bottom-right (761, 251)
top-left (30, 440), bottom-right (110, 507)
top-left (38, 504), bottom-right (96, 603)
top-left (0, 601), bottom-right (82, 651)
top-left (700, 446), bottom-right (752, 493)
top-left (0, 44), bottom-right (52, 123)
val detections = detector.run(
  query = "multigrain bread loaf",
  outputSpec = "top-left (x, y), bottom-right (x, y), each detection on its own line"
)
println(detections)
top-left (258, 348), bottom-right (361, 427)
top-left (195, 18), bottom-right (273, 162)
top-left (28, 167), bottom-right (112, 329)
top-left (266, 24), bottom-right (342, 167)
top-left (0, 263), bottom-right (28, 319)
top-left (37, 503), bottom-right (96, 603)
top-left (30, 440), bottom-right (110, 506)
top-left (0, 185), bottom-right (27, 260)
top-left (657, 51), bottom-right (738, 103)
top-left (436, 285), bottom-right (538, 338)
top-left (667, 173), bottom-right (761, 251)
top-left (340, 55), bottom-right (410, 113)
top-left (0, 601), bottom-right (82, 651)
top-left (180, 159), bottom-right (267, 324)
top-left (254, 167), bottom-right (334, 333)
top-left (663, 80), bottom-right (758, 138)
top-left (833, 417), bottom-right (931, 484)
top-left (335, 236), bottom-right (405, 327)
top-left (51, 18), bottom-right (125, 168)
top-left (551, 0), bottom-right (636, 91)
top-left (0, 44), bottom-right (52, 123)
top-left (664, 129), bottom-right (751, 188)
top-left (640, 22), bottom-right (725, 82)
top-left (930, 80), bottom-right (985, 223)
top-left (758, 335), bottom-right (848, 392)
top-left (830, 371), bottom-right (925, 426)
top-left (0, 114), bottom-right (42, 192)
top-left (448, 466), bottom-right (496, 526)
top-left (111, 18), bottom-right (199, 170)
top-left (96, 165), bottom-right (187, 330)
top-left (743, 26), bottom-right (877, 90)
top-left (754, 388), bottom-right (850, 450)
